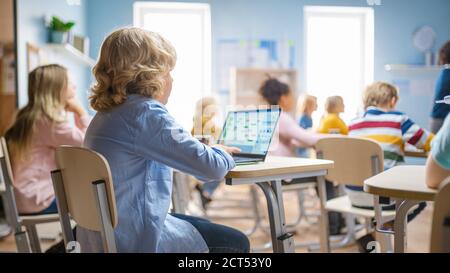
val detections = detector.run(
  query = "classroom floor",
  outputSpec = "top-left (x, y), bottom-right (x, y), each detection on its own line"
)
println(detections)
top-left (0, 183), bottom-right (432, 253)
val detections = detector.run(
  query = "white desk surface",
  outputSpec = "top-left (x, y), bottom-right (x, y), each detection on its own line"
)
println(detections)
top-left (364, 166), bottom-right (437, 201)
top-left (226, 156), bottom-right (334, 179)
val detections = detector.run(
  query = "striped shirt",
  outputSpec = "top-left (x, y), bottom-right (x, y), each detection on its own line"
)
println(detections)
top-left (345, 107), bottom-right (434, 208)
top-left (349, 107), bottom-right (434, 170)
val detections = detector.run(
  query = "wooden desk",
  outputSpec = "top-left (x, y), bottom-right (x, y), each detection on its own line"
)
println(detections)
top-left (364, 166), bottom-right (437, 253)
top-left (226, 156), bottom-right (334, 253)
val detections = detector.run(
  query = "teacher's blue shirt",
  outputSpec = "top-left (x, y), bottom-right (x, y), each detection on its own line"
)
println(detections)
top-left (431, 68), bottom-right (450, 119)
top-left (77, 95), bottom-right (235, 253)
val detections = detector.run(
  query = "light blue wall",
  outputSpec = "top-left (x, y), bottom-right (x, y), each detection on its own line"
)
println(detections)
top-left (15, 0), bottom-right (450, 126)
top-left (16, 0), bottom-right (90, 108)
top-left (44, 0), bottom-right (444, 128)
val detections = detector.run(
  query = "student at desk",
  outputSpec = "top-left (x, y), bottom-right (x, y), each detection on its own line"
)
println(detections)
top-left (426, 115), bottom-right (450, 188)
top-left (191, 96), bottom-right (223, 209)
top-left (349, 82), bottom-right (432, 251)
top-left (317, 96), bottom-right (348, 135)
top-left (5, 64), bottom-right (90, 215)
top-left (258, 78), bottom-right (344, 235)
top-left (80, 27), bottom-right (249, 253)
top-left (259, 78), bottom-right (327, 157)
top-left (296, 95), bottom-right (318, 158)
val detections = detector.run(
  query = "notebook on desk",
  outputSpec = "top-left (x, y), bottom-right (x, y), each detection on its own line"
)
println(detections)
top-left (217, 107), bottom-right (281, 165)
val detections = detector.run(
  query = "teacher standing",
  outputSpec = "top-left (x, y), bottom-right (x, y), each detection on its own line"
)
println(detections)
top-left (431, 40), bottom-right (450, 133)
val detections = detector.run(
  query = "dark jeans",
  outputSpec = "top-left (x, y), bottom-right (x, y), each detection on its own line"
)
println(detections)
top-left (171, 213), bottom-right (250, 253)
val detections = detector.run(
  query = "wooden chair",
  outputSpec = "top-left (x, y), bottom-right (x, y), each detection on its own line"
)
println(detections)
top-left (430, 176), bottom-right (450, 253)
top-left (51, 146), bottom-right (118, 253)
top-left (0, 137), bottom-right (60, 253)
top-left (316, 137), bottom-right (395, 252)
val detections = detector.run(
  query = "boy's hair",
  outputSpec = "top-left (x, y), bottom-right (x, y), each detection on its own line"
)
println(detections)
top-left (363, 82), bottom-right (399, 109)
top-left (259, 78), bottom-right (291, 105)
top-left (439, 40), bottom-right (450, 65)
top-left (325, 96), bottom-right (344, 113)
top-left (90, 27), bottom-right (177, 112)
top-left (6, 64), bottom-right (68, 162)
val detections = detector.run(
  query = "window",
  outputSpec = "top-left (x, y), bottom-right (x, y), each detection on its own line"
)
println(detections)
top-left (134, 2), bottom-right (211, 130)
top-left (304, 6), bottom-right (374, 124)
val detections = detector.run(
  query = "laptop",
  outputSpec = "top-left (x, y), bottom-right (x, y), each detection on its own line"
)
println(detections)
top-left (217, 107), bottom-right (281, 165)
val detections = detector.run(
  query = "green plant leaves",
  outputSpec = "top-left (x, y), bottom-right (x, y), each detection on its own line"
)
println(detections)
top-left (50, 16), bottom-right (75, 32)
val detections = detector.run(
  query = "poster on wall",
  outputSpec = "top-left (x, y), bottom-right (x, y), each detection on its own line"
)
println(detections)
top-left (217, 39), bottom-right (295, 92)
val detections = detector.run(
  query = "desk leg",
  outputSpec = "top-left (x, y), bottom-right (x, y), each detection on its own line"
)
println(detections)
top-left (394, 199), bottom-right (419, 253)
top-left (257, 181), bottom-right (295, 253)
top-left (317, 176), bottom-right (330, 253)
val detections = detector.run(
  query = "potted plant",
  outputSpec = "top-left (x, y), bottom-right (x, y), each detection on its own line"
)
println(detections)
top-left (49, 16), bottom-right (75, 44)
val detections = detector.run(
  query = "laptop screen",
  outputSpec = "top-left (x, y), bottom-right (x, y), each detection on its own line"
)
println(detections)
top-left (218, 107), bottom-right (281, 156)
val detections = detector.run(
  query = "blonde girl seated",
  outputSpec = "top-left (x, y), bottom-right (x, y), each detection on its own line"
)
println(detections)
top-left (296, 94), bottom-right (318, 157)
top-left (80, 27), bottom-right (249, 253)
top-left (317, 96), bottom-right (348, 135)
top-left (191, 96), bottom-right (223, 208)
top-left (5, 64), bottom-right (90, 215)
top-left (191, 96), bottom-right (222, 143)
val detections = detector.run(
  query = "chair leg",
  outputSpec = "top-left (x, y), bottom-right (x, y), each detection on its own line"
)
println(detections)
top-left (244, 186), bottom-right (262, 236)
top-left (14, 229), bottom-right (31, 253)
top-left (319, 211), bottom-right (331, 252)
top-left (25, 225), bottom-right (42, 253)
top-left (341, 213), bottom-right (357, 244)
top-left (317, 176), bottom-right (330, 253)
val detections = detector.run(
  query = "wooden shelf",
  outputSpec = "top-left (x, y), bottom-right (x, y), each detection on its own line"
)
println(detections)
top-left (46, 43), bottom-right (96, 67)
top-left (384, 64), bottom-right (450, 72)
top-left (230, 68), bottom-right (298, 108)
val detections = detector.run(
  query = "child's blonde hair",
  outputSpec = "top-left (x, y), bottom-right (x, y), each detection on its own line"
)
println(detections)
top-left (363, 82), bottom-right (399, 109)
top-left (192, 96), bottom-right (221, 139)
top-left (297, 95), bottom-right (317, 117)
top-left (325, 96), bottom-right (344, 114)
top-left (90, 27), bottom-right (177, 112)
top-left (6, 64), bottom-right (68, 162)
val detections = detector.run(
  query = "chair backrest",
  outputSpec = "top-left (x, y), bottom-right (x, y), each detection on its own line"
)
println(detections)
top-left (0, 137), bottom-right (21, 230)
top-left (430, 176), bottom-right (450, 253)
top-left (0, 137), bottom-right (14, 191)
top-left (316, 137), bottom-right (384, 186)
top-left (54, 146), bottom-right (118, 231)
top-left (0, 139), bottom-right (5, 194)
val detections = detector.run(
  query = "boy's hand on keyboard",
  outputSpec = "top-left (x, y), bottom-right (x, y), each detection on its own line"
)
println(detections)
top-left (212, 144), bottom-right (241, 155)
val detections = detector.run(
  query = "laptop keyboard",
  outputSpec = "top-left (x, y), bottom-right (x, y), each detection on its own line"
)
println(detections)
top-left (233, 156), bottom-right (260, 163)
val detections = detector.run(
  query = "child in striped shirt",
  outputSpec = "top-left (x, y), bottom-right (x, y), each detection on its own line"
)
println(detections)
top-left (349, 82), bottom-right (434, 171)
top-left (348, 81), bottom-right (432, 252)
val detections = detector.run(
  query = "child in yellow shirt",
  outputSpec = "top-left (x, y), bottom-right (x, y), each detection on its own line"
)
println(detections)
top-left (317, 96), bottom-right (348, 135)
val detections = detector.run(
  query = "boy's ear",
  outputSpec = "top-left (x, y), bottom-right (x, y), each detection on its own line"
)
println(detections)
top-left (391, 97), bottom-right (398, 108)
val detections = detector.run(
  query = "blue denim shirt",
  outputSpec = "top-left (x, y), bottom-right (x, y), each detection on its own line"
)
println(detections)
top-left (76, 95), bottom-right (235, 253)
